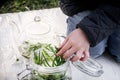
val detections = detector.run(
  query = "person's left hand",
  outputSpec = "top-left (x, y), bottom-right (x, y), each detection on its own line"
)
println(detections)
top-left (56, 28), bottom-right (90, 62)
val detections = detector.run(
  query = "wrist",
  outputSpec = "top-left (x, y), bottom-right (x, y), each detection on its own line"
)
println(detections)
top-left (76, 28), bottom-right (90, 45)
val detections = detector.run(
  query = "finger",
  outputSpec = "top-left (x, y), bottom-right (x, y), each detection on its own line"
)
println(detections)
top-left (56, 40), bottom-right (71, 56)
top-left (80, 50), bottom-right (89, 61)
top-left (59, 37), bottom-right (69, 49)
top-left (63, 47), bottom-right (76, 59)
top-left (70, 49), bottom-right (83, 62)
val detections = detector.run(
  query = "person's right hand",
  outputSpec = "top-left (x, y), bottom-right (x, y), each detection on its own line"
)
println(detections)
top-left (57, 28), bottom-right (90, 62)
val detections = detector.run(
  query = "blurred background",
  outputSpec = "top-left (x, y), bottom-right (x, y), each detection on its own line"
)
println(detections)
top-left (0, 0), bottom-right (59, 13)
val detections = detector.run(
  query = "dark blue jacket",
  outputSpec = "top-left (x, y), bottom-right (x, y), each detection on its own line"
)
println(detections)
top-left (0, 0), bottom-right (8, 7)
top-left (60, 0), bottom-right (120, 47)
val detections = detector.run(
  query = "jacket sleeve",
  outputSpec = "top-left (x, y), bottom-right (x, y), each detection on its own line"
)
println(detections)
top-left (0, 0), bottom-right (8, 7)
top-left (59, 0), bottom-right (89, 16)
top-left (77, 5), bottom-right (120, 47)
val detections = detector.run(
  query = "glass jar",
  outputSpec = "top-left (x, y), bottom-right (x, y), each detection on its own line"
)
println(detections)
top-left (30, 60), bottom-right (72, 80)
top-left (17, 41), bottom-right (103, 80)
top-left (14, 15), bottom-right (104, 80)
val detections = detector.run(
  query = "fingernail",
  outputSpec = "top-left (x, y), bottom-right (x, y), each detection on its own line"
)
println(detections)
top-left (56, 53), bottom-right (60, 56)
top-left (63, 56), bottom-right (66, 59)
top-left (56, 54), bottom-right (59, 56)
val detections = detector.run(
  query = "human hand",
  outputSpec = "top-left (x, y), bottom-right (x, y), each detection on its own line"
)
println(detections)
top-left (56, 28), bottom-right (90, 62)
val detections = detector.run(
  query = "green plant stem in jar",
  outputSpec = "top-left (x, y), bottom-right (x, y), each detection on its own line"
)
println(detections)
top-left (20, 41), bottom-right (65, 67)
top-left (19, 41), bottom-right (72, 80)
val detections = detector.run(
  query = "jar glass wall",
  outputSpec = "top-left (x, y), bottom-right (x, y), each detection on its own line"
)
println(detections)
top-left (30, 60), bottom-right (72, 80)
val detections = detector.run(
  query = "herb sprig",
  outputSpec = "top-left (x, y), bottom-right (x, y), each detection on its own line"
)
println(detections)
top-left (20, 41), bottom-right (65, 67)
